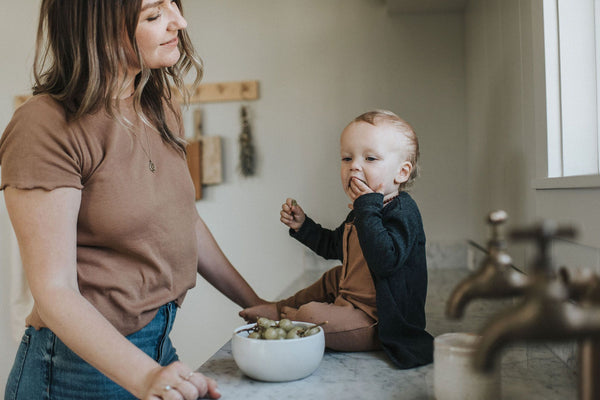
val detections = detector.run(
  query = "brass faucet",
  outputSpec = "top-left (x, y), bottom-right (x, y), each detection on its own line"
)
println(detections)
top-left (472, 220), bottom-right (600, 400)
top-left (446, 210), bottom-right (529, 319)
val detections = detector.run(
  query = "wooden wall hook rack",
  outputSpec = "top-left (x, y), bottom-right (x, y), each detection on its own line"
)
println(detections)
top-left (178, 80), bottom-right (259, 104)
top-left (13, 80), bottom-right (260, 109)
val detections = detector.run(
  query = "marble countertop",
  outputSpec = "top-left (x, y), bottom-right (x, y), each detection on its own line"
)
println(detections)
top-left (197, 268), bottom-right (578, 399)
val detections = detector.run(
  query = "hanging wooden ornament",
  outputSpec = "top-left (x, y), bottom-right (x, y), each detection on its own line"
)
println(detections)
top-left (238, 105), bottom-right (256, 177)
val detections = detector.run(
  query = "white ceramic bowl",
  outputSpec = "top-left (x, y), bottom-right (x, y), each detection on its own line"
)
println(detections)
top-left (231, 321), bottom-right (325, 382)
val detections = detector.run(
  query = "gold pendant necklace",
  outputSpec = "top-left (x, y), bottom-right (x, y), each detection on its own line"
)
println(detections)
top-left (138, 124), bottom-right (156, 173)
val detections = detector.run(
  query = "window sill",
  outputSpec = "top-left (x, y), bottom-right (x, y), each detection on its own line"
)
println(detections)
top-left (532, 175), bottom-right (600, 190)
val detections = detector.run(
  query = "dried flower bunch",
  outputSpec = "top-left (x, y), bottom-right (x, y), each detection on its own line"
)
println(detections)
top-left (238, 105), bottom-right (255, 177)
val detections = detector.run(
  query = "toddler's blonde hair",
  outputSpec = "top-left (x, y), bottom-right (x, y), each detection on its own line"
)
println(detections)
top-left (353, 110), bottom-right (420, 191)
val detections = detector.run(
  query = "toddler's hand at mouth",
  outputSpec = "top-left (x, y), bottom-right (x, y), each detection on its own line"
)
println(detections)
top-left (347, 178), bottom-right (386, 209)
top-left (348, 177), bottom-right (373, 200)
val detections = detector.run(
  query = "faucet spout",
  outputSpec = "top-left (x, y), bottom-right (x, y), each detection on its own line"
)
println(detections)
top-left (446, 250), bottom-right (528, 319)
top-left (445, 274), bottom-right (479, 319)
top-left (446, 210), bottom-right (529, 319)
top-left (472, 301), bottom-right (536, 372)
top-left (474, 279), bottom-right (600, 372)
top-left (450, 215), bottom-right (600, 400)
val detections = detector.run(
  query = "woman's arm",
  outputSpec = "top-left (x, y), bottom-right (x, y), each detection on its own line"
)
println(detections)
top-left (5, 187), bottom-right (219, 400)
top-left (194, 216), bottom-right (266, 309)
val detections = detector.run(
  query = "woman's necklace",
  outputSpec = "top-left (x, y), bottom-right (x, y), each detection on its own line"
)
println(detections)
top-left (138, 124), bottom-right (156, 173)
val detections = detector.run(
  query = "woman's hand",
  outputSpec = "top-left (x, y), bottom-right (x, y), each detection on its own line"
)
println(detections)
top-left (280, 198), bottom-right (305, 232)
top-left (239, 302), bottom-right (279, 322)
top-left (143, 362), bottom-right (221, 400)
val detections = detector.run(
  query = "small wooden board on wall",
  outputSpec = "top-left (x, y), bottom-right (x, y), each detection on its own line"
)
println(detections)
top-left (185, 108), bottom-right (225, 200)
top-left (186, 139), bottom-right (203, 200)
top-left (193, 109), bottom-right (222, 185)
top-left (14, 95), bottom-right (30, 109)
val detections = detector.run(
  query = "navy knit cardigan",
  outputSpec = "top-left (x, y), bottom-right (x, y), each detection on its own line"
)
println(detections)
top-left (290, 192), bottom-right (433, 368)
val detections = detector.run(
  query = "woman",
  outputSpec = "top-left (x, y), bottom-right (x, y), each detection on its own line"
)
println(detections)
top-left (1, 1), bottom-right (265, 399)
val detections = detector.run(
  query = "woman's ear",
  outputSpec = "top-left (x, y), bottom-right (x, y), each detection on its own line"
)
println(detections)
top-left (394, 161), bottom-right (413, 185)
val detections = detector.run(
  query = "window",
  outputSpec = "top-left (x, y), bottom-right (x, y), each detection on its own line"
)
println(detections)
top-left (543, 0), bottom-right (600, 179)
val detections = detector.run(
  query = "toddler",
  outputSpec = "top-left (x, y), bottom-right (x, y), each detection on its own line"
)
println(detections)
top-left (240, 110), bottom-right (433, 368)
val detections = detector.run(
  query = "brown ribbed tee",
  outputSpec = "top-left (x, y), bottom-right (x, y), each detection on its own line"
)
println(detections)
top-left (0, 95), bottom-right (199, 335)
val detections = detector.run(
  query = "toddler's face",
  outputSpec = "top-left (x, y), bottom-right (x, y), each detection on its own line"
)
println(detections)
top-left (340, 121), bottom-right (411, 200)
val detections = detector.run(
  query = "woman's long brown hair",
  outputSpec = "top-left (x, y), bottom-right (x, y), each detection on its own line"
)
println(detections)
top-left (33, 0), bottom-right (202, 154)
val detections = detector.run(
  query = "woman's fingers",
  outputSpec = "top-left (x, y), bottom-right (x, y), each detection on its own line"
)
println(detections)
top-left (148, 363), bottom-right (221, 400)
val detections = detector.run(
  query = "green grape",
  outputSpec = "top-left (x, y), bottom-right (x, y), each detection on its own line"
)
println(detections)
top-left (257, 317), bottom-right (274, 329)
top-left (242, 320), bottom-right (324, 340)
top-left (263, 327), bottom-right (279, 340)
top-left (306, 327), bottom-right (320, 336)
top-left (278, 319), bottom-right (294, 331)
top-left (275, 328), bottom-right (287, 339)
top-left (286, 326), bottom-right (302, 339)
top-left (248, 331), bottom-right (261, 339)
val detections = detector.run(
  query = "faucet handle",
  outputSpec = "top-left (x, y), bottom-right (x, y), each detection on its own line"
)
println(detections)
top-left (488, 210), bottom-right (508, 225)
top-left (509, 220), bottom-right (576, 244)
top-left (487, 210), bottom-right (508, 248)
top-left (510, 220), bottom-right (577, 275)
top-left (560, 266), bottom-right (600, 305)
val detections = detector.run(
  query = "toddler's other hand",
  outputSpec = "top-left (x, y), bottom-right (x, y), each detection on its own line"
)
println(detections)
top-left (239, 303), bottom-right (279, 322)
top-left (280, 198), bottom-right (305, 231)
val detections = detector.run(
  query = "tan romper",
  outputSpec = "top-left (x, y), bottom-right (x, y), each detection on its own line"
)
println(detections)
top-left (276, 222), bottom-right (380, 351)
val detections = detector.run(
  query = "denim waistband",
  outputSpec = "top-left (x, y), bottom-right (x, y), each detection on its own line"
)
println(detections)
top-left (5, 302), bottom-right (179, 400)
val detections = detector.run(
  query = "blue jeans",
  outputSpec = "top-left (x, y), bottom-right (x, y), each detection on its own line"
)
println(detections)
top-left (4, 302), bottom-right (179, 400)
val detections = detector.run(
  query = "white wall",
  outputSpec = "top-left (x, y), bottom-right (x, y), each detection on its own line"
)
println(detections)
top-left (465, 0), bottom-right (600, 271)
top-left (464, 0), bottom-right (538, 266)
top-left (0, 0), bottom-right (41, 390)
top-left (464, 0), bottom-right (600, 370)
top-left (173, 0), bottom-right (466, 369)
top-left (0, 0), bottom-right (467, 391)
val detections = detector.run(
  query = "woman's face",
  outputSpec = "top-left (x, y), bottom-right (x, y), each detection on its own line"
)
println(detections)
top-left (134, 0), bottom-right (187, 70)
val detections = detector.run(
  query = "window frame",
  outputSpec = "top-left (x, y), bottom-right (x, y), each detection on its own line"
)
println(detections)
top-left (537, 0), bottom-right (600, 189)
